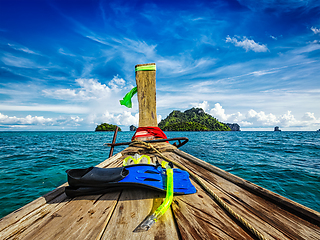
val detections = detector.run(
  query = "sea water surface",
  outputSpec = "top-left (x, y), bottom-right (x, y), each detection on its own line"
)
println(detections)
top-left (0, 131), bottom-right (319, 218)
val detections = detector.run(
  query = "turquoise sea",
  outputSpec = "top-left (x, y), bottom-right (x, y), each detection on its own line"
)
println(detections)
top-left (0, 131), bottom-right (319, 219)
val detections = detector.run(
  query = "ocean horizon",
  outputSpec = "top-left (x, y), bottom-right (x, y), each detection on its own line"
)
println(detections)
top-left (1, 131), bottom-right (319, 219)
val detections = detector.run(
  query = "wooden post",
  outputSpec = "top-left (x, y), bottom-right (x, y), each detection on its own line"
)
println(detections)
top-left (135, 63), bottom-right (157, 127)
top-left (108, 126), bottom-right (119, 158)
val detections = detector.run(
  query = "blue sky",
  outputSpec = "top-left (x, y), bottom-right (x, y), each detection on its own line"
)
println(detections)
top-left (0, 0), bottom-right (320, 131)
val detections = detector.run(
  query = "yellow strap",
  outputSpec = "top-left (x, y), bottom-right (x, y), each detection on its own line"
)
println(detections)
top-left (123, 155), bottom-right (151, 166)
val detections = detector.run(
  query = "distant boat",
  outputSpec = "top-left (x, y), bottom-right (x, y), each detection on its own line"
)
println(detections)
top-left (274, 126), bottom-right (281, 131)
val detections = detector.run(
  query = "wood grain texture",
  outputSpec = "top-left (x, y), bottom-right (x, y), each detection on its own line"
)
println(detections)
top-left (101, 188), bottom-right (179, 240)
top-left (0, 153), bottom-right (122, 233)
top-left (0, 192), bottom-right (71, 240)
top-left (100, 152), bottom-right (179, 240)
top-left (166, 151), bottom-right (320, 240)
top-left (17, 192), bottom-right (121, 240)
top-left (135, 63), bottom-right (157, 127)
top-left (0, 153), bottom-right (123, 239)
top-left (0, 184), bottom-right (66, 233)
top-left (172, 181), bottom-right (255, 240)
top-left (174, 149), bottom-right (320, 226)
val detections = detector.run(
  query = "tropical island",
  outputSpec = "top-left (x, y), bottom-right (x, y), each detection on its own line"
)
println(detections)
top-left (96, 108), bottom-right (240, 132)
top-left (95, 123), bottom-right (122, 132)
top-left (158, 108), bottom-right (235, 131)
top-left (130, 125), bottom-right (137, 131)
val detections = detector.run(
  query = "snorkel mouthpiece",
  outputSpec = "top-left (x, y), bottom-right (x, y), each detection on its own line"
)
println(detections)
top-left (138, 161), bottom-right (174, 231)
top-left (138, 213), bottom-right (157, 231)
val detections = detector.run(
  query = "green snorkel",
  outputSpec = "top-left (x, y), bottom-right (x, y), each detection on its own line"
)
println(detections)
top-left (138, 161), bottom-right (174, 231)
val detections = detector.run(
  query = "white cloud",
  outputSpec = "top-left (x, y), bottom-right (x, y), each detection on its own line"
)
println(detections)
top-left (237, 0), bottom-right (319, 13)
top-left (311, 26), bottom-right (320, 34)
top-left (196, 101), bottom-right (210, 111)
top-left (2, 54), bottom-right (41, 68)
top-left (84, 33), bottom-right (157, 63)
top-left (7, 43), bottom-right (40, 55)
top-left (239, 121), bottom-right (253, 126)
top-left (58, 48), bottom-right (76, 57)
top-left (246, 109), bottom-right (279, 125)
top-left (302, 112), bottom-right (316, 121)
top-left (57, 116), bottom-right (84, 127)
top-left (278, 111), bottom-right (300, 127)
top-left (192, 102), bottom-right (320, 130)
top-left (96, 111), bottom-right (139, 126)
top-left (43, 76), bottom-right (127, 101)
top-left (226, 36), bottom-right (268, 52)
top-left (209, 103), bottom-right (243, 122)
top-left (41, 76), bottom-right (139, 119)
top-left (210, 103), bottom-right (229, 121)
top-left (123, 38), bottom-right (157, 58)
top-left (0, 104), bottom-right (89, 114)
top-left (251, 69), bottom-right (279, 76)
top-left (0, 112), bottom-right (84, 128)
top-left (44, 88), bottom-right (77, 100)
top-left (0, 112), bottom-right (52, 125)
top-left (108, 74), bottom-right (125, 89)
top-left (245, 110), bottom-right (320, 129)
top-left (76, 78), bottom-right (111, 98)
top-left (89, 111), bottom-right (162, 128)
top-left (292, 41), bottom-right (320, 54)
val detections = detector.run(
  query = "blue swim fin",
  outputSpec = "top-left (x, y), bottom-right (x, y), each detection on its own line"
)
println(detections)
top-left (65, 164), bottom-right (196, 197)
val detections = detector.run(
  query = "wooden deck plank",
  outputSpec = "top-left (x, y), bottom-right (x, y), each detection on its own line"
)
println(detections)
top-left (100, 152), bottom-right (180, 240)
top-left (0, 192), bottom-right (70, 240)
top-left (166, 151), bottom-right (320, 240)
top-left (101, 188), bottom-right (180, 240)
top-left (172, 180), bottom-right (255, 240)
top-left (17, 192), bottom-right (121, 240)
top-left (174, 148), bottom-right (320, 225)
top-left (0, 153), bottom-right (123, 239)
top-left (0, 153), bottom-right (123, 234)
top-left (0, 185), bottom-right (66, 233)
top-left (168, 152), bottom-right (290, 240)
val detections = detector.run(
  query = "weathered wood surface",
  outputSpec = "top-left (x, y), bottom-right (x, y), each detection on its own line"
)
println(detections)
top-left (101, 189), bottom-right (179, 240)
top-left (1, 143), bottom-right (320, 240)
top-left (14, 192), bottom-right (121, 240)
top-left (135, 63), bottom-right (158, 127)
top-left (100, 155), bottom-right (179, 240)
top-left (174, 148), bottom-right (320, 226)
top-left (172, 179), bottom-right (255, 239)
top-left (0, 153), bottom-right (123, 240)
top-left (165, 151), bottom-right (320, 240)
top-left (0, 153), bottom-right (122, 234)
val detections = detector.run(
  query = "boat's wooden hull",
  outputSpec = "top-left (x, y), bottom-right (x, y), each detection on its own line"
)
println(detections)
top-left (1, 142), bottom-right (320, 239)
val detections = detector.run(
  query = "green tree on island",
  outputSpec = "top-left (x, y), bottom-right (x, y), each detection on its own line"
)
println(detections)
top-left (158, 108), bottom-right (231, 131)
top-left (162, 122), bottom-right (210, 131)
top-left (95, 123), bottom-right (121, 132)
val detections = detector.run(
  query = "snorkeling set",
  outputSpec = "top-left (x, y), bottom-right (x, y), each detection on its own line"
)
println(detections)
top-left (65, 154), bottom-right (196, 231)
